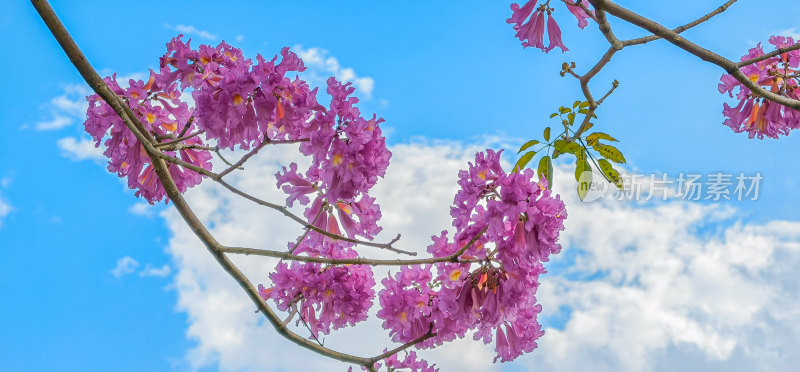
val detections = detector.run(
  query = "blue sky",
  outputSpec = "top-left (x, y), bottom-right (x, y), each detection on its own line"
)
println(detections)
top-left (3, 1), bottom-right (800, 371)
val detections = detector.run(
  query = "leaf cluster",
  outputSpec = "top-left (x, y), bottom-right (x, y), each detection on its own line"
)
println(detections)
top-left (513, 101), bottom-right (626, 200)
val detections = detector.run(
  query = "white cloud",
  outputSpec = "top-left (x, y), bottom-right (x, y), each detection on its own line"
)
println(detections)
top-left (521, 187), bottom-right (800, 371)
top-left (36, 115), bottom-right (73, 131)
top-left (57, 137), bottom-right (104, 162)
top-left (166, 24), bottom-right (218, 41)
top-left (156, 140), bottom-right (800, 371)
top-left (113, 72), bottom-right (148, 85)
top-left (292, 45), bottom-right (376, 98)
top-left (0, 193), bottom-right (11, 228)
top-left (140, 264), bottom-right (171, 278)
top-left (33, 84), bottom-right (90, 131)
top-left (129, 202), bottom-right (154, 217)
top-left (775, 27), bottom-right (800, 40)
top-left (111, 256), bottom-right (139, 278)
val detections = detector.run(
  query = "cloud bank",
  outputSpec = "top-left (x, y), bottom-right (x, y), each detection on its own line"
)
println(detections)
top-left (156, 139), bottom-right (800, 371)
top-left (292, 45), bottom-right (376, 98)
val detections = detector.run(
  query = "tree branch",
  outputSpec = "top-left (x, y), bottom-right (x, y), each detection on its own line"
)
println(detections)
top-left (737, 43), bottom-right (800, 68)
top-left (222, 224), bottom-right (489, 266)
top-left (146, 150), bottom-right (413, 255)
top-left (623, 0), bottom-right (739, 46)
top-left (216, 137), bottom-right (309, 179)
top-left (364, 325), bottom-right (436, 369)
top-left (154, 129), bottom-right (204, 148)
top-left (29, 0), bottom-right (425, 366)
top-left (591, 0), bottom-right (800, 110)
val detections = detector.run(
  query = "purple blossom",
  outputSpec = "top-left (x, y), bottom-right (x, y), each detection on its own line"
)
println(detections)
top-left (268, 261), bottom-right (375, 338)
top-left (382, 351), bottom-right (438, 372)
top-left (719, 37), bottom-right (800, 139)
top-left (276, 163), bottom-right (317, 207)
top-left (377, 266), bottom-right (436, 344)
top-left (84, 73), bottom-right (212, 204)
top-left (86, 34), bottom-right (574, 367)
top-left (375, 150), bottom-right (565, 362)
top-left (158, 37), bottom-right (323, 150)
top-left (545, 12), bottom-right (568, 53)
top-left (563, 0), bottom-right (594, 28)
top-left (508, 1), bottom-right (587, 52)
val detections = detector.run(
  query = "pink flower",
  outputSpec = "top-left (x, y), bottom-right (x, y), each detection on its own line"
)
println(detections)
top-left (269, 261), bottom-right (375, 337)
top-left (508, 1), bottom-right (591, 52)
top-left (84, 73), bottom-right (212, 204)
top-left (719, 37), bottom-right (800, 139)
top-left (546, 11), bottom-right (568, 52)
top-left (563, 0), bottom-right (594, 28)
top-left (375, 150), bottom-right (565, 362)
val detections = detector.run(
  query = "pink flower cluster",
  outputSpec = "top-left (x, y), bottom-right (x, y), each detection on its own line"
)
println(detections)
top-left (84, 35), bottom-right (327, 203)
top-left (378, 150), bottom-right (567, 363)
top-left (261, 79), bottom-right (391, 336)
top-left (265, 261), bottom-right (375, 338)
top-left (84, 71), bottom-right (213, 203)
top-left (86, 34), bottom-right (569, 368)
top-left (507, 0), bottom-right (594, 53)
top-left (348, 351), bottom-right (437, 372)
top-left (719, 36), bottom-right (800, 139)
top-left (261, 75), bottom-right (392, 335)
top-left (157, 36), bottom-right (324, 150)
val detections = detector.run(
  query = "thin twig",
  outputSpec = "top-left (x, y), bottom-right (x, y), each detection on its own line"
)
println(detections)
top-left (214, 148), bottom-right (243, 170)
top-left (217, 137), bottom-right (310, 178)
top-left (152, 152), bottom-right (414, 255)
top-left (222, 225), bottom-right (489, 266)
top-left (159, 143), bottom-right (217, 152)
top-left (282, 302), bottom-right (299, 326)
top-left (591, 0), bottom-right (800, 110)
top-left (738, 43), bottom-right (800, 68)
top-left (596, 80), bottom-right (619, 106)
top-left (623, 0), bottom-right (739, 46)
top-left (363, 324), bottom-right (437, 368)
top-left (288, 208), bottom-right (324, 254)
top-left (154, 129), bottom-right (204, 148)
top-left (298, 310), bottom-right (325, 347)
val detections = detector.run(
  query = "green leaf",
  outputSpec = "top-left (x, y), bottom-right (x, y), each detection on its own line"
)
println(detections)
top-left (575, 149), bottom-right (592, 200)
top-left (552, 140), bottom-right (566, 159)
top-left (554, 140), bottom-right (580, 158)
top-left (562, 142), bottom-right (581, 154)
top-left (544, 127), bottom-right (551, 142)
top-left (518, 140), bottom-right (540, 153)
top-left (598, 159), bottom-right (623, 190)
top-left (559, 107), bottom-right (571, 114)
top-left (593, 143), bottom-right (626, 164)
top-left (537, 155), bottom-right (554, 188)
top-left (577, 166), bottom-right (592, 201)
top-left (575, 159), bottom-right (591, 181)
top-left (575, 149), bottom-right (587, 181)
top-left (585, 132), bottom-right (619, 146)
top-left (573, 100), bottom-right (581, 109)
top-left (579, 101), bottom-right (590, 108)
top-left (568, 112), bottom-right (576, 125)
top-left (513, 151), bottom-right (536, 172)
top-left (549, 112), bottom-right (559, 118)
top-left (578, 109), bottom-right (598, 118)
